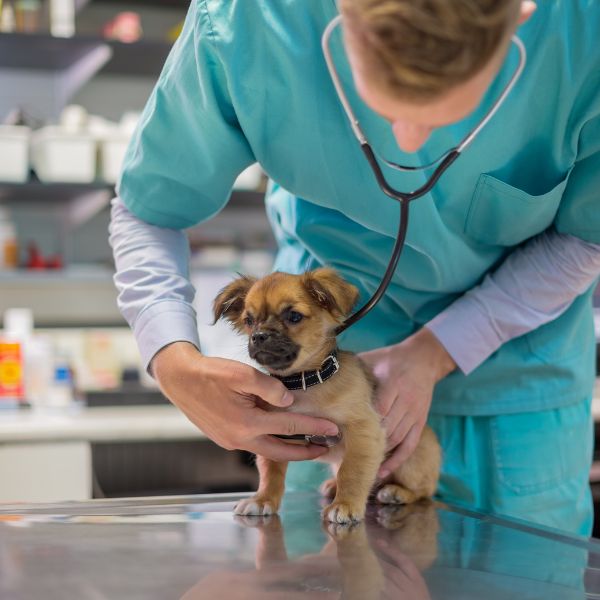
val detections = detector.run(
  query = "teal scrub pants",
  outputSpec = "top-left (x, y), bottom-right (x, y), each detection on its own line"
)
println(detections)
top-left (286, 398), bottom-right (594, 537)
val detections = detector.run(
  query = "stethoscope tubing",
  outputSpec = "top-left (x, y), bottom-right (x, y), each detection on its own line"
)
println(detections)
top-left (335, 146), bottom-right (461, 335)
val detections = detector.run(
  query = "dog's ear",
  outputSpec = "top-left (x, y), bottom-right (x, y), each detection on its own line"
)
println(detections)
top-left (212, 275), bottom-right (256, 327)
top-left (303, 268), bottom-right (359, 319)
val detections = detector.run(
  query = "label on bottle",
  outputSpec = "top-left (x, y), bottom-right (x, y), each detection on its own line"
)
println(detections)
top-left (0, 342), bottom-right (25, 400)
top-left (2, 238), bottom-right (18, 269)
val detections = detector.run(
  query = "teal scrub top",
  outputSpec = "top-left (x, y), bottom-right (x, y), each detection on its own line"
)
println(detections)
top-left (118, 0), bottom-right (600, 416)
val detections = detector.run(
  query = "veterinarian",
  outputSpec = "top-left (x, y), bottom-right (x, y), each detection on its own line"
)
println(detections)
top-left (110, 0), bottom-right (600, 536)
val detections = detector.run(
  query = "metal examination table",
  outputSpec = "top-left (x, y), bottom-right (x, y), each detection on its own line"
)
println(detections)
top-left (0, 492), bottom-right (598, 599)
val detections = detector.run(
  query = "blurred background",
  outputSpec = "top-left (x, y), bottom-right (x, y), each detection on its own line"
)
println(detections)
top-left (0, 0), bottom-right (268, 505)
top-left (0, 0), bottom-right (599, 532)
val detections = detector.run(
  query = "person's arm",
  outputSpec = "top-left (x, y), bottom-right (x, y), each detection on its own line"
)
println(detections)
top-left (109, 2), bottom-right (339, 461)
top-left (365, 106), bottom-right (600, 475)
top-left (109, 197), bottom-right (339, 462)
top-left (362, 230), bottom-right (600, 478)
top-left (426, 229), bottom-right (600, 374)
top-left (428, 104), bottom-right (600, 372)
top-left (109, 196), bottom-right (200, 373)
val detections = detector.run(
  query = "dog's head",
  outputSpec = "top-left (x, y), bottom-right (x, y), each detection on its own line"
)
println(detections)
top-left (213, 268), bottom-right (359, 374)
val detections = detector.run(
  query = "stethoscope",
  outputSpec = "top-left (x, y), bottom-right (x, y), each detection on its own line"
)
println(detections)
top-left (321, 15), bottom-right (527, 336)
top-left (275, 17), bottom-right (526, 447)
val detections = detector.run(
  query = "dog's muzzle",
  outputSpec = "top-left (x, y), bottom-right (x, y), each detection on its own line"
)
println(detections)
top-left (248, 331), bottom-right (299, 369)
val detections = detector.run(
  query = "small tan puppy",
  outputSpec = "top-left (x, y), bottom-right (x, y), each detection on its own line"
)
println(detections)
top-left (213, 268), bottom-right (441, 524)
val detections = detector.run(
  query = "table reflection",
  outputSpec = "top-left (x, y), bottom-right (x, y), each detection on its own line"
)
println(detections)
top-left (182, 501), bottom-right (438, 600)
top-left (0, 493), bottom-right (595, 599)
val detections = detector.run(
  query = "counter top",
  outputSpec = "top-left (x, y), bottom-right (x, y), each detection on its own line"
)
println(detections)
top-left (0, 492), bottom-right (597, 599)
top-left (0, 376), bottom-right (597, 444)
top-left (0, 405), bottom-right (204, 443)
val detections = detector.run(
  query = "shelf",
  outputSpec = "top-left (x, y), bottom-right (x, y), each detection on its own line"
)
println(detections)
top-left (90, 0), bottom-right (190, 7)
top-left (102, 39), bottom-right (172, 76)
top-left (0, 32), bottom-right (173, 76)
top-left (0, 180), bottom-right (113, 230)
top-left (0, 180), bottom-right (264, 208)
top-left (0, 266), bottom-right (122, 327)
top-left (0, 33), bottom-right (108, 71)
top-left (0, 180), bottom-right (112, 203)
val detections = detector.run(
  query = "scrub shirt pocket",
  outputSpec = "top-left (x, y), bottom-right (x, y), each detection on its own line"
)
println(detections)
top-left (490, 401), bottom-right (592, 495)
top-left (464, 174), bottom-right (569, 247)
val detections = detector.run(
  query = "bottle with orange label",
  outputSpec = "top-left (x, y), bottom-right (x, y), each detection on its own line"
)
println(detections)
top-left (0, 340), bottom-right (25, 405)
top-left (1, 309), bottom-right (33, 407)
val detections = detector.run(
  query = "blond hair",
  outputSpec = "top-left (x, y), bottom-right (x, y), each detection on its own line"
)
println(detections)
top-left (340, 0), bottom-right (521, 101)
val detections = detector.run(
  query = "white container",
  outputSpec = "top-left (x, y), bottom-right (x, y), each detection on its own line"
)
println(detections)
top-left (99, 135), bottom-right (129, 184)
top-left (31, 126), bottom-right (96, 183)
top-left (50, 0), bottom-right (75, 37)
top-left (0, 125), bottom-right (31, 183)
top-left (47, 364), bottom-right (74, 409)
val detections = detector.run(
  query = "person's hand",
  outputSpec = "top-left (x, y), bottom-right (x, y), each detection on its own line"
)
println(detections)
top-left (359, 328), bottom-right (456, 477)
top-left (152, 342), bottom-right (339, 462)
top-left (375, 538), bottom-right (432, 600)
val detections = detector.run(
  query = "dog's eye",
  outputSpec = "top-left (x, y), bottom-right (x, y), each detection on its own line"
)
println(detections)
top-left (244, 314), bottom-right (254, 327)
top-left (287, 311), bottom-right (303, 324)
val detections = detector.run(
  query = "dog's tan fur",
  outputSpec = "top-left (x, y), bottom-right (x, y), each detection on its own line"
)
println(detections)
top-left (213, 268), bottom-right (441, 523)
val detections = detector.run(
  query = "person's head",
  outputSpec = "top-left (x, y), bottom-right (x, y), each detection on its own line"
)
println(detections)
top-left (339, 0), bottom-right (536, 152)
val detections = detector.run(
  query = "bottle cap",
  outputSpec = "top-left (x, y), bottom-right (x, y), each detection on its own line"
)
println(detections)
top-left (3, 308), bottom-right (33, 338)
top-left (54, 366), bottom-right (71, 383)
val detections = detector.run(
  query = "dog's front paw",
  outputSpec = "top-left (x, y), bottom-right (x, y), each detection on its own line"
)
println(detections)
top-left (322, 500), bottom-right (365, 524)
top-left (234, 496), bottom-right (279, 517)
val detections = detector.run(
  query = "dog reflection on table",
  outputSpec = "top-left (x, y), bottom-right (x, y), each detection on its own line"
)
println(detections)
top-left (180, 502), bottom-right (439, 600)
top-left (213, 268), bottom-right (441, 524)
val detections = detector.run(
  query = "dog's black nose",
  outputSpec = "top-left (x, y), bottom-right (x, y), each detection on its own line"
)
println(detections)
top-left (251, 331), bottom-right (271, 345)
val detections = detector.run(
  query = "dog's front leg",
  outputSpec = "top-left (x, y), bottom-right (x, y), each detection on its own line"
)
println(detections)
top-left (326, 521), bottom-right (385, 600)
top-left (323, 418), bottom-right (385, 524)
top-left (234, 456), bottom-right (288, 516)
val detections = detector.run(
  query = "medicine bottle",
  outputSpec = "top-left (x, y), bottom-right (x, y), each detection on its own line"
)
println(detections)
top-left (0, 207), bottom-right (18, 270)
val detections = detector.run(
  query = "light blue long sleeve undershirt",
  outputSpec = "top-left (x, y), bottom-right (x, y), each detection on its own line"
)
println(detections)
top-left (109, 196), bottom-right (600, 376)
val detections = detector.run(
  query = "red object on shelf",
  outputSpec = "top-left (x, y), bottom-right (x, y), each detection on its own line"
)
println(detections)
top-left (26, 243), bottom-right (63, 270)
top-left (102, 12), bottom-right (143, 43)
top-left (45, 255), bottom-right (63, 269)
top-left (26, 243), bottom-right (45, 269)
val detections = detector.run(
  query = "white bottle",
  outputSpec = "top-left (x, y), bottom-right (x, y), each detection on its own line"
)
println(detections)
top-left (3, 308), bottom-right (54, 408)
top-left (0, 207), bottom-right (18, 271)
top-left (50, 0), bottom-right (74, 37)
top-left (0, 2), bottom-right (16, 33)
top-left (47, 364), bottom-right (74, 409)
top-left (25, 335), bottom-right (54, 409)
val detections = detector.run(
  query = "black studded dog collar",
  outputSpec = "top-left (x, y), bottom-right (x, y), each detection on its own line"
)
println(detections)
top-left (272, 350), bottom-right (340, 391)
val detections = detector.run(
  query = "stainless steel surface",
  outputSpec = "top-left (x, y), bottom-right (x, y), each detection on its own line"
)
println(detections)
top-left (0, 492), bottom-right (598, 599)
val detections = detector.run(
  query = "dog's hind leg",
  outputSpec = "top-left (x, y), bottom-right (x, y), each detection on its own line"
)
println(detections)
top-left (378, 426), bottom-right (441, 505)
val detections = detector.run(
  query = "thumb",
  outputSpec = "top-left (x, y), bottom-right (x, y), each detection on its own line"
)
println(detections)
top-left (244, 369), bottom-right (295, 408)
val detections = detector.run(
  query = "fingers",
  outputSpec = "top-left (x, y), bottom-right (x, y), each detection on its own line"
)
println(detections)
top-left (241, 367), bottom-right (294, 408)
top-left (252, 436), bottom-right (330, 462)
top-left (379, 424), bottom-right (422, 477)
top-left (374, 386), bottom-right (396, 419)
top-left (257, 410), bottom-right (339, 438)
top-left (384, 414), bottom-right (412, 452)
